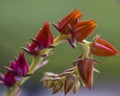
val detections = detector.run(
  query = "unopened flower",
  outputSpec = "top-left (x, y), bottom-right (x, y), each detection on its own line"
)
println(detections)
top-left (41, 72), bottom-right (59, 90)
top-left (41, 70), bottom-right (80, 95)
top-left (52, 9), bottom-right (82, 34)
top-left (41, 78), bottom-right (54, 89)
top-left (68, 20), bottom-right (96, 48)
top-left (90, 35), bottom-right (118, 56)
top-left (5, 52), bottom-right (29, 79)
top-left (73, 55), bottom-right (94, 89)
top-left (12, 52), bottom-right (29, 77)
top-left (53, 9), bottom-right (96, 48)
top-left (72, 80), bottom-right (80, 94)
top-left (64, 73), bottom-right (78, 95)
top-left (77, 58), bottom-right (94, 89)
top-left (22, 21), bottom-right (54, 55)
top-left (53, 80), bottom-right (63, 94)
top-left (0, 71), bottom-right (16, 87)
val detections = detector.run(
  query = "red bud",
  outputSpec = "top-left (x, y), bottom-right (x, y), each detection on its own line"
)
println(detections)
top-left (90, 36), bottom-right (118, 56)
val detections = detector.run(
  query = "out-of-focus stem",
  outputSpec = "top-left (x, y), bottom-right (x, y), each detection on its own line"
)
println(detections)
top-left (5, 88), bottom-right (11, 96)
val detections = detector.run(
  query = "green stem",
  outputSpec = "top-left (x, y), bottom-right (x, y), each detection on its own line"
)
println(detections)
top-left (53, 33), bottom-right (66, 46)
top-left (80, 40), bottom-right (92, 58)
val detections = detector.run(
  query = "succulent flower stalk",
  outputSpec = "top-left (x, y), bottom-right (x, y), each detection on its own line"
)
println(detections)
top-left (0, 8), bottom-right (119, 96)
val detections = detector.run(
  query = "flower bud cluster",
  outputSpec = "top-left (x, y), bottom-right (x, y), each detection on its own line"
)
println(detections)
top-left (52, 9), bottom-right (96, 48)
top-left (41, 67), bottom-right (80, 95)
top-left (41, 65), bottom-right (100, 95)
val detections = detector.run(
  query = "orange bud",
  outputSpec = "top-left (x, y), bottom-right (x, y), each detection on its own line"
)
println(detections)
top-left (53, 9), bottom-right (82, 34)
top-left (73, 20), bottom-right (96, 42)
top-left (90, 36), bottom-right (118, 56)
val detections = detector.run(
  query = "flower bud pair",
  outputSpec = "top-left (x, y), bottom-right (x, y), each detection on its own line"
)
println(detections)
top-left (0, 52), bottom-right (29, 87)
top-left (52, 9), bottom-right (96, 48)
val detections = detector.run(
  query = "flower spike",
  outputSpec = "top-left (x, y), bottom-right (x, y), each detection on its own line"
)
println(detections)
top-left (0, 8), bottom-right (118, 96)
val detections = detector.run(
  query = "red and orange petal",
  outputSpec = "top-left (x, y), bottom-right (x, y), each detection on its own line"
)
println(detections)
top-left (90, 36), bottom-right (118, 56)
top-left (58, 9), bottom-right (83, 34)
top-left (73, 20), bottom-right (96, 42)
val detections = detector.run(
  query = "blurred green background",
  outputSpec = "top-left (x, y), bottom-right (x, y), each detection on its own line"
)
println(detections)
top-left (0, 0), bottom-right (120, 95)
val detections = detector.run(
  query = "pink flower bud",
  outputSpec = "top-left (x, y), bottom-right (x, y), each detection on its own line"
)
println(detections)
top-left (3, 71), bottom-right (16, 87)
top-left (11, 52), bottom-right (29, 77)
top-left (90, 36), bottom-right (118, 56)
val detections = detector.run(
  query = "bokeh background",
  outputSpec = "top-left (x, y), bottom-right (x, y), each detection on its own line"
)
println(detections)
top-left (0, 0), bottom-right (120, 96)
